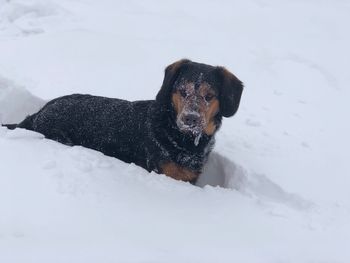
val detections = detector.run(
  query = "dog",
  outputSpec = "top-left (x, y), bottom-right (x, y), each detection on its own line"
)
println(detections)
top-left (3, 59), bottom-right (243, 184)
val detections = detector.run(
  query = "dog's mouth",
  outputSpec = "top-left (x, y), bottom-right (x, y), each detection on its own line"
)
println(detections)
top-left (176, 112), bottom-right (206, 146)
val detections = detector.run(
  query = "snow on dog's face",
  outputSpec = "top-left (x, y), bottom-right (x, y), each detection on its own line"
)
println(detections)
top-left (156, 59), bottom-right (244, 145)
top-left (172, 77), bottom-right (219, 137)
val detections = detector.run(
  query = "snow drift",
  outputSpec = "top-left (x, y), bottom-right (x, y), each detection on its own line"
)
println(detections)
top-left (1, 0), bottom-right (350, 262)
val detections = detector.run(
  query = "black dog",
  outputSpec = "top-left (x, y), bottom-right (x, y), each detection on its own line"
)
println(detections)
top-left (3, 59), bottom-right (243, 183)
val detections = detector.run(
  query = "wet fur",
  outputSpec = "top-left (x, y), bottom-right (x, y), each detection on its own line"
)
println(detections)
top-left (2, 59), bottom-right (243, 183)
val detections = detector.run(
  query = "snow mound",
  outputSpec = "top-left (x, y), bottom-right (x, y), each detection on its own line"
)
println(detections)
top-left (199, 152), bottom-right (313, 210)
top-left (0, 0), bottom-right (71, 37)
top-left (0, 75), bottom-right (45, 123)
top-left (1, 128), bottom-right (348, 262)
top-left (1, 0), bottom-right (350, 261)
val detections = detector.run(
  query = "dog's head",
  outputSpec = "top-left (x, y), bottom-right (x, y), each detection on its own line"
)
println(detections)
top-left (156, 59), bottom-right (243, 137)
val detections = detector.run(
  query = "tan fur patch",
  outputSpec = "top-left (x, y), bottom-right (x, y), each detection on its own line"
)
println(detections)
top-left (198, 83), bottom-right (211, 95)
top-left (203, 99), bottom-right (219, 135)
top-left (198, 84), bottom-right (219, 135)
top-left (171, 92), bottom-right (184, 115)
top-left (160, 162), bottom-right (199, 182)
top-left (172, 82), bottom-right (219, 135)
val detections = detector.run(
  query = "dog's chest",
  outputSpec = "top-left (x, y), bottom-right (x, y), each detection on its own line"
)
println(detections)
top-left (166, 135), bottom-right (214, 172)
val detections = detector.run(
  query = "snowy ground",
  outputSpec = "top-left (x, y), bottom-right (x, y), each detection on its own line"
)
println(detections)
top-left (1, 0), bottom-right (350, 262)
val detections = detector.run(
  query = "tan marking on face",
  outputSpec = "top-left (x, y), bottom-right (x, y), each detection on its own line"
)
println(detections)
top-left (203, 98), bottom-right (219, 135)
top-left (171, 91), bottom-right (184, 115)
top-left (198, 83), bottom-right (211, 95)
top-left (172, 81), bottom-right (219, 135)
top-left (171, 82), bottom-right (195, 116)
top-left (160, 162), bottom-right (199, 182)
top-left (198, 84), bottom-right (219, 135)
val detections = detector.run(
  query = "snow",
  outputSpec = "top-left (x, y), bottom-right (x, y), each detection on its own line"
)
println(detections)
top-left (0, 75), bottom-right (45, 123)
top-left (1, 0), bottom-right (350, 262)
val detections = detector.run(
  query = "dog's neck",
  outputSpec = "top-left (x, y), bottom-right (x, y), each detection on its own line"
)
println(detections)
top-left (150, 101), bottom-right (216, 173)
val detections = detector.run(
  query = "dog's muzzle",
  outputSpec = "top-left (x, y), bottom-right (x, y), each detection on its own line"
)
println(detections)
top-left (182, 113), bottom-right (200, 128)
top-left (176, 110), bottom-right (206, 137)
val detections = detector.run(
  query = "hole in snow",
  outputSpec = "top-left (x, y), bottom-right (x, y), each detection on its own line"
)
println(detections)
top-left (197, 152), bottom-right (247, 190)
top-left (198, 152), bottom-right (313, 210)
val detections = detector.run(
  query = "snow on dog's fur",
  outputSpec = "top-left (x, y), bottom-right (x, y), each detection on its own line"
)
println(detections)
top-left (2, 59), bottom-right (243, 183)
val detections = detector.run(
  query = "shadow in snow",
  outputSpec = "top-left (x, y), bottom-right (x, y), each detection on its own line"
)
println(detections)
top-left (198, 152), bottom-right (313, 210)
top-left (0, 75), bottom-right (45, 124)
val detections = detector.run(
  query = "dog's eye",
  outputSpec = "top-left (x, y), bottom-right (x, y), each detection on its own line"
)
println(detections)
top-left (179, 90), bottom-right (187, 98)
top-left (205, 94), bottom-right (214, 102)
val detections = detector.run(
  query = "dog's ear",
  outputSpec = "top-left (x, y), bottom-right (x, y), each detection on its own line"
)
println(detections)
top-left (215, 66), bottom-right (244, 118)
top-left (156, 59), bottom-right (191, 103)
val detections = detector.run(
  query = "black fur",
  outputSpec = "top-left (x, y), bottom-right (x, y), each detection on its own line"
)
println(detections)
top-left (215, 66), bottom-right (244, 117)
top-left (2, 60), bottom-right (243, 183)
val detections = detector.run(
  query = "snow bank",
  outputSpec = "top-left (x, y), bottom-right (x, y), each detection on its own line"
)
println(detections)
top-left (199, 152), bottom-right (312, 210)
top-left (1, 0), bottom-right (350, 262)
top-left (0, 0), bottom-right (71, 37)
top-left (0, 75), bottom-right (44, 123)
top-left (1, 127), bottom-right (349, 262)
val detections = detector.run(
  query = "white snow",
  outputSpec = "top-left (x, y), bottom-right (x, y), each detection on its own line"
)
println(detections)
top-left (1, 0), bottom-right (350, 262)
top-left (0, 75), bottom-right (45, 123)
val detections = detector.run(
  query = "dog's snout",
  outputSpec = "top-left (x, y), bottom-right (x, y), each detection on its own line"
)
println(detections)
top-left (183, 114), bottom-right (200, 127)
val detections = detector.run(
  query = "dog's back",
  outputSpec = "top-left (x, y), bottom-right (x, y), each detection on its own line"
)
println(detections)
top-left (9, 94), bottom-right (156, 168)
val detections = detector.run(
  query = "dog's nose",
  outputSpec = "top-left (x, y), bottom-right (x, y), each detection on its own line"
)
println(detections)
top-left (183, 114), bottom-right (200, 127)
